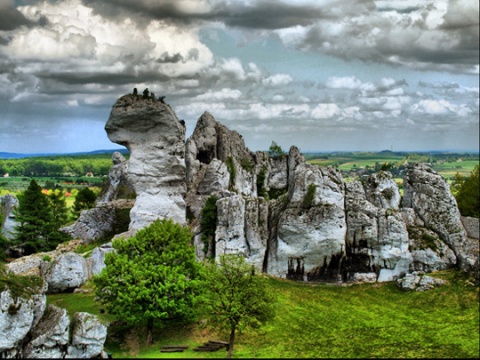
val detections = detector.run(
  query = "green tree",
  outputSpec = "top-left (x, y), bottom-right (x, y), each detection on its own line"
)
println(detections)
top-left (93, 218), bottom-right (201, 344)
top-left (200, 254), bottom-right (276, 358)
top-left (48, 190), bottom-right (70, 228)
top-left (72, 187), bottom-right (97, 218)
top-left (13, 180), bottom-right (70, 255)
top-left (455, 165), bottom-right (479, 218)
top-left (268, 141), bottom-right (284, 158)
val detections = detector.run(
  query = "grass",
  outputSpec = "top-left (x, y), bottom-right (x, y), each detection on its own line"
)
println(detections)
top-left (46, 270), bottom-right (479, 358)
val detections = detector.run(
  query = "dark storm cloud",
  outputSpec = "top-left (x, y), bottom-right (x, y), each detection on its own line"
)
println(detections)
top-left (0, 0), bottom-right (32, 30)
top-left (82, 0), bottom-right (342, 29)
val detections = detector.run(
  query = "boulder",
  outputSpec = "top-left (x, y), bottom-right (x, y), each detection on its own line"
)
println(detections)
top-left (0, 288), bottom-right (46, 352)
top-left (86, 243), bottom-right (115, 277)
top-left (45, 253), bottom-right (88, 293)
top-left (23, 305), bottom-right (70, 359)
top-left (66, 312), bottom-right (108, 359)
top-left (396, 272), bottom-right (447, 291)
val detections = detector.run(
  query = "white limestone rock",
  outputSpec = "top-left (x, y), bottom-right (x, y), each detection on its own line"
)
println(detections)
top-left (45, 253), bottom-right (88, 293)
top-left (105, 94), bottom-right (186, 230)
top-left (268, 162), bottom-right (346, 280)
top-left (86, 243), bottom-right (115, 277)
top-left (66, 312), bottom-right (108, 359)
top-left (23, 305), bottom-right (70, 359)
top-left (0, 289), bottom-right (44, 352)
top-left (0, 194), bottom-right (18, 240)
top-left (364, 171), bottom-right (401, 209)
top-left (402, 163), bottom-right (478, 272)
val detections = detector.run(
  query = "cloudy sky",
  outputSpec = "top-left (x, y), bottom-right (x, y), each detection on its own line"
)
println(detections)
top-left (1, 0), bottom-right (478, 154)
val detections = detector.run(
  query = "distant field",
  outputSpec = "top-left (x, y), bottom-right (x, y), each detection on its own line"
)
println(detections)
top-left (431, 160), bottom-right (479, 179)
top-left (0, 176), bottom-right (104, 195)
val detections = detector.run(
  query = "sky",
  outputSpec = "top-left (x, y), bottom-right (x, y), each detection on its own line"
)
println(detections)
top-left (0, 0), bottom-right (479, 154)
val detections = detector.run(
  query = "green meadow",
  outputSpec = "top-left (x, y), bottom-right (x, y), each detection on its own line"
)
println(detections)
top-left (47, 270), bottom-right (479, 359)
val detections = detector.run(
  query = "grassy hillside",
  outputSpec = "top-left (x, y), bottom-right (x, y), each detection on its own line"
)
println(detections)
top-left (47, 269), bottom-right (479, 358)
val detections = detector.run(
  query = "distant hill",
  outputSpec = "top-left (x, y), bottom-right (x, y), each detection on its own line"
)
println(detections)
top-left (0, 148), bottom-right (129, 159)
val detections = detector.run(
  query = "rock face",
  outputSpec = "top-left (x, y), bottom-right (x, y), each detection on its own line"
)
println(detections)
top-left (44, 252), bottom-right (89, 293)
top-left (57, 95), bottom-right (478, 285)
top-left (61, 152), bottom-right (134, 243)
top-left (66, 312), bottom-right (108, 359)
top-left (0, 194), bottom-right (18, 240)
top-left (182, 111), bottom-right (478, 283)
top-left (0, 283), bottom-right (107, 358)
top-left (105, 94), bottom-right (187, 231)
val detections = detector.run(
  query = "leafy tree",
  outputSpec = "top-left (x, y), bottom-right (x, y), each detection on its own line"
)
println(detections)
top-left (72, 187), bottom-right (97, 218)
top-left (94, 218), bottom-right (201, 344)
top-left (200, 254), bottom-right (276, 358)
top-left (13, 180), bottom-right (70, 255)
top-left (455, 165), bottom-right (479, 218)
top-left (268, 141), bottom-right (284, 158)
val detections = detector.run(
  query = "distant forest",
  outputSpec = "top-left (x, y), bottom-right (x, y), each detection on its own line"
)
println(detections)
top-left (0, 153), bottom-right (129, 177)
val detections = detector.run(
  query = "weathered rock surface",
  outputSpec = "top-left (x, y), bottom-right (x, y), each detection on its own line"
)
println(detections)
top-left (0, 278), bottom-right (107, 358)
top-left (44, 252), bottom-right (88, 293)
top-left (0, 194), bottom-right (18, 240)
top-left (61, 152), bottom-right (134, 243)
top-left (105, 94), bottom-right (186, 231)
top-left (23, 305), bottom-right (70, 359)
top-left (396, 272), bottom-right (447, 291)
top-left (86, 242), bottom-right (115, 277)
top-left (0, 289), bottom-right (46, 352)
top-left (402, 163), bottom-right (478, 272)
top-left (66, 312), bottom-right (108, 359)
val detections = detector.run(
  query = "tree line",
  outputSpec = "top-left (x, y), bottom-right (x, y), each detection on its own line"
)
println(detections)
top-left (0, 154), bottom-right (121, 177)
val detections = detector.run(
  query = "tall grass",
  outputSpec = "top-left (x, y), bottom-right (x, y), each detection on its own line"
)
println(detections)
top-left (47, 270), bottom-right (479, 358)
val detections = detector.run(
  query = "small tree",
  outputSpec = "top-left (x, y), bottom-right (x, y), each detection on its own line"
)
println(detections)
top-left (455, 165), bottom-right (479, 218)
top-left (13, 179), bottom-right (62, 255)
top-left (268, 141), bottom-right (284, 159)
top-left (200, 254), bottom-right (276, 358)
top-left (94, 218), bottom-right (201, 344)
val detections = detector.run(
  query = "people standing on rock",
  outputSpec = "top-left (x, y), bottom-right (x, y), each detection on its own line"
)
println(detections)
top-left (151, 92), bottom-right (155, 99)
top-left (143, 88), bottom-right (149, 98)
top-left (133, 88), bottom-right (138, 95)
top-left (159, 96), bottom-right (166, 104)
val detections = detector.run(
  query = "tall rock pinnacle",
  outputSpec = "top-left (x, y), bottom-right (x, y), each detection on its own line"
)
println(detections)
top-left (105, 94), bottom-right (186, 231)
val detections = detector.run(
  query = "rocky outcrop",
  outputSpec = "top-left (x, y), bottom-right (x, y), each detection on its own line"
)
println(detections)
top-left (44, 252), bottom-right (89, 293)
top-left (105, 94), bottom-right (186, 231)
top-left (59, 95), bottom-right (477, 285)
top-left (66, 312), bottom-right (108, 359)
top-left (23, 305), bottom-right (70, 359)
top-left (0, 194), bottom-right (18, 240)
top-left (0, 278), bottom-right (107, 358)
top-left (0, 289), bottom-right (46, 353)
top-left (61, 152), bottom-right (134, 243)
top-left (402, 163), bottom-right (478, 272)
top-left (182, 112), bottom-right (477, 283)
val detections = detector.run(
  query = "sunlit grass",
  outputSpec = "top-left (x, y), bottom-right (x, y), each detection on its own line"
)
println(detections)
top-left (47, 270), bottom-right (479, 359)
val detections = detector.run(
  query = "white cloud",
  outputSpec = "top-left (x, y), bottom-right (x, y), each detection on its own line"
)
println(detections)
top-left (311, 103), bottom-right (339, 119)
top-left (195, 88), bottom-right (242, 101)
top-left (262, 74), bottom-right (293, 87)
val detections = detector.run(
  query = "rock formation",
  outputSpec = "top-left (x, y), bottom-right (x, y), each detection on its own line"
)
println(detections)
top-left (19, 94), bottom-right (477, 287)
top-left (0, 276), bottom-right (107, 358)
top-left (105, 94), bottom-right (186, 232)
